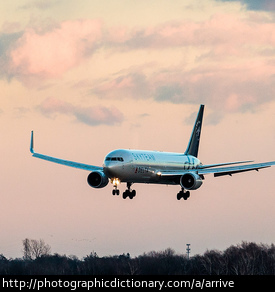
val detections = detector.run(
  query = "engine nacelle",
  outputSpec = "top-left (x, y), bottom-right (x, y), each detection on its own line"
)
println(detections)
top-left (87, 171), bottom-right (109, 188)
top-left (180, 173), bottom-right (203, 190)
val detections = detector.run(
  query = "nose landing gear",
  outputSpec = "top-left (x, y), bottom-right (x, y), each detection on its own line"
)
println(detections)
top-left (112, 188), bottom-right (120, 196)
top-left (111, 178), bottom-right (120, 196)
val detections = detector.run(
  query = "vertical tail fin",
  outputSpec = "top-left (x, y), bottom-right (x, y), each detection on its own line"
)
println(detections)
top-left (184, 104), bottom-right (204, 158)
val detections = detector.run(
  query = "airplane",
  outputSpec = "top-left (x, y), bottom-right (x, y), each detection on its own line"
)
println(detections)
top-left (30, 104), bottom-right (275, 200)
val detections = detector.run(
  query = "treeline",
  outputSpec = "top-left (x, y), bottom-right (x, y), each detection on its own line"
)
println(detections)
top-left (0, 242), bottom-right (274, 275)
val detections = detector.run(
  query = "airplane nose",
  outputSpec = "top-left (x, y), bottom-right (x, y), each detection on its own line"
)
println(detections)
top-left (104, 163), bottom-right (117, 177)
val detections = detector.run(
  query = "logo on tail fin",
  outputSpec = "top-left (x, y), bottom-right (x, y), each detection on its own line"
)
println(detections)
top-left (195, 121), bottom-right (201, 140)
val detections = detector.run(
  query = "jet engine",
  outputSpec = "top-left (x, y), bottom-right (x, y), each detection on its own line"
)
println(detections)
top-left (87, 171), bottom-right (109, 188)
top-left (180, 173), bottom-right (203, 190)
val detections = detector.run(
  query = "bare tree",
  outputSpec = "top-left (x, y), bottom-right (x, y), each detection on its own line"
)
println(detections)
top-left (22, 238), bottom-right (51, 260)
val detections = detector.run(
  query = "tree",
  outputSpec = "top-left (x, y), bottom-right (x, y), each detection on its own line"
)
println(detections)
top-left (22, 238), bottom-right (51, 260)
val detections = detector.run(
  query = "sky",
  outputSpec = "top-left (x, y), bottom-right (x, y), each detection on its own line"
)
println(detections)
top-left (0, 0), bottom-right (275, 259)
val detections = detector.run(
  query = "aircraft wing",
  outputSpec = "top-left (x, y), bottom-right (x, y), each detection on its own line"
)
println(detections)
top-left (158, 161), bottom-right (275, 177)
top-left (30, 131), bottom-right (103, 171)
top-left (198, 161), bottom-right (275, 177)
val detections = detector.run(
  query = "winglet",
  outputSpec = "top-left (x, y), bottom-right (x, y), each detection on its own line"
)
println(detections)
top-left (30, 131), bottom-right (34, 154)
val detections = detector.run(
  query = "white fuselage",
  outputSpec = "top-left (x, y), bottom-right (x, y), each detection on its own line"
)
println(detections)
top-left (103, 149), bottom-right (201, 185)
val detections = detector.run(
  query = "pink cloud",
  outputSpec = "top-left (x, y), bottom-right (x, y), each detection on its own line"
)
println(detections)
top-left (5, 13), bottom-right (275, 114)
top-left (92, 13), bottom-right (275, 112)
top-left (38, 97), bottom-right (73, 116)
top-left (154, 58), bottom-right (275, 110)
top-left (92, 57), bottom-right (275, 113)
top-left (102, 13), bottom-right (274, 62)
top-left (74, 106), bottom-right (124, 126)
top-left (38, 97), bottom-right (124, 126)
top-left (8, 14), bottom-right (275, 82)
top-left (10, 19), bottom-right (102, 79)
top-left (92, 72), bottom-right (150, 100)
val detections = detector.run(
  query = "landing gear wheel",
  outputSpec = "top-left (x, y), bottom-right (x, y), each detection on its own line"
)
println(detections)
top-left (177, 189), bottom-right (190, 200)
top-left (123, 187), bottom-right (136, 199)
top-left (123, 190), bottom-right (129, 199)
top-left (129, 190), bottom-right (136, 199)
top-left (183, 191), bottom-right (190, 200)
top-left (112, 189), bottom-right (120, 196)
top-left (177, 191), bottom-right (183, 200)
top-left (123, 183), bottom-right (134, 199)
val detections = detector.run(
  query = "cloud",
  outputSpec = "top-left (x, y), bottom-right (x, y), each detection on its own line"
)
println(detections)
top-left (127, 14), bottom-right (273, 55)
top-left (1, 10), bottom-right (274, 115)
top-left (152, 60), bottom-right (275, 111)
top-left (91, 56), bottom-right (275, 113)
top-left (92, 13), bottom-right (275, 112)
top-left (155, 85), bottom-right (185, 104)
top-left (4, 13), bottom-right (275, 80)
top-left (38, 97), bottom-right (124, 126)
top-left (9, 19), bottom-right (102, 80)
top-left (73, 107), bottom-right (124, 126)
top-left (92, 71), bottom-right (151, 100)
top-left (19, 0), bottom-right (63, 10)
top-left (0, 32), bottom-right (23, 79)
top-left (217, 0), bottom-right (275, 11)
top-left (104, 13), bottom-right (275, 54)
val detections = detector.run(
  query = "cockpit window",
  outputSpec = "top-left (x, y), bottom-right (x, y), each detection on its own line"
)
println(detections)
top-left (105, 157), bottom-right (124, 162)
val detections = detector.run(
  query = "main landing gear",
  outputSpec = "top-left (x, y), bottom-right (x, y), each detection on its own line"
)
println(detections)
top-left (177, 188), bottom-right (190, 200)
top-left (112, 180), bottom-right (136, 199)
top-left (122, 182), bottom-right (136, 200)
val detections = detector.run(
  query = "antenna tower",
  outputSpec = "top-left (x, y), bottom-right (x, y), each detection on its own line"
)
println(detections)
top-left (186, 244), bottom-right (191, 259)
